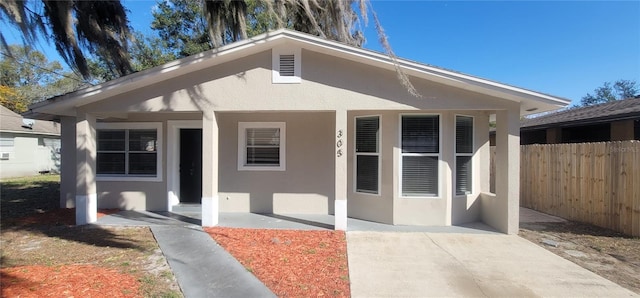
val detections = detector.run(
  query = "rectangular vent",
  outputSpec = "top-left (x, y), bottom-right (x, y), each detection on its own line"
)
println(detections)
top-left (279, 54), bottom-right (295, 77)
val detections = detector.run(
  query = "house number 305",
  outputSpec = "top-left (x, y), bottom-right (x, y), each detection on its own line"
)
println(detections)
top-left (336, 129), bottom-right (344, 157)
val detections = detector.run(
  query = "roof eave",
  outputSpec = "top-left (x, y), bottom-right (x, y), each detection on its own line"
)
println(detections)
top-left (29, 29), bottom-right (570, 118)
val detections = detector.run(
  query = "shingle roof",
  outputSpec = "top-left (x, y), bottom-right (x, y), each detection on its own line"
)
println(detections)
top-left (521, 97), bottom-right (640, 129)
top-left (0, 105), bottom-right (60, 135)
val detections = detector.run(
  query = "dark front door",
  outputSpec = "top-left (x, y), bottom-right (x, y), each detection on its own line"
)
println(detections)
top-left (180, 129), bottom-right (202, 203)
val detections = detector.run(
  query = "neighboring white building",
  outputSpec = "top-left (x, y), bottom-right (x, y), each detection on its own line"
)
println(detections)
top-left (26, 30), bottom-right (570, 233)
top-left (0, 105), bottom-right (61, 179)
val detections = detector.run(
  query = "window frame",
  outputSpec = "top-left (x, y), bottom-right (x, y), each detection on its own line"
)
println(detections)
top-left (398, 113), bottom-right (442, 198)
top-left (272, 47), bottom-right (301, 84)
top-left (455, 115), bottom-right (474, 196)
top-left (354, 115), bottom-right (381, 196)
top-left (0, 137), bottom-right (15, 152)
top-left (238, 122), bottom-right (286, 171)
top-left (96, 122), bottom-right (163, 182)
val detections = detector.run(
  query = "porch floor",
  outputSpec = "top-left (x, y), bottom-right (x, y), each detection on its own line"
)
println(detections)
top-left (95, 209), bottom-right (498, 234)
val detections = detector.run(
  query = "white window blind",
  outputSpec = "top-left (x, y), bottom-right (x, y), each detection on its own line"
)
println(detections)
top-left (239, 122), bottom-right (286, 171)
top-left (401, 115), bottom-right (439, 197)
top-left (355, 116), bottom-right (380, 194)
top-left (455, 116), bottom-right (473, 195)
top-left (246, 128), bottom-right (281, 166)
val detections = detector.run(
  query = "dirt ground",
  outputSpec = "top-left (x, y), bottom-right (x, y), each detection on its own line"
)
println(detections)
top-left (0, 175), bottom-right (183, 297)
top-left (520, 220), bottom-right (640, 294)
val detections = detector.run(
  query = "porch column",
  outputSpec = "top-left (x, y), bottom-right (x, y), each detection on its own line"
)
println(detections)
top-left (493, 106), bottom-right (520, 234)
top-left (60, 116), bottom-right (76, 208)
top-left (75, 113), bottom-right (97, 225)
top-left (334, 109), bottom-right (348, 231)
top-left (201, 110), bottom-right (219, 227)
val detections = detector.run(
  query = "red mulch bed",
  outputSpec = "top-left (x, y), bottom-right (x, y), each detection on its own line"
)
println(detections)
top-left (1, 264), bottom-right (141, 297)
top-left (205, 227), bottom-right (350, 297)
top-left (8, 208), bottom-right (120, 226)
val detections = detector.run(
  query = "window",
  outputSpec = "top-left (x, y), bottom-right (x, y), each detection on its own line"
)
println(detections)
top-left (401, 115), bottom-right (439, 197)
top-left (96, 122), bottom-right (162, 181)
top-left (455, 116), bottom-right (473, 195)
top-left (355, 116), bottom-right (380, 194)
top-left (0, 137), bottom-right (14, 151)
top-left (272, 47), bottom-right (301, 83)
top-left (238, 122), bottom-right (286, 171)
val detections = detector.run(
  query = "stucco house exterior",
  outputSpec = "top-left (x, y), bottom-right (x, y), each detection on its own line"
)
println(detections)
top-left (26, 30), bottom-right (569, 233)
top-left (0, 105), bottom-right (61, 178)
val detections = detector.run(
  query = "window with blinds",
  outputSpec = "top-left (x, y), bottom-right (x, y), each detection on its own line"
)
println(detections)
top-left (238, 122), bottom-right (286, 171)
top-left (96, 129), bottom-right (158, 176)
top-left (455, 115), bottom-right (473, 195)
top-left (401, 115), bottom-right (439, 197)
top-left (355, 116), bottom-right (380, 194)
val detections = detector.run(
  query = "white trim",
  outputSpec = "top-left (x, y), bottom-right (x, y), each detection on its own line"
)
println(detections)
top-left (167, 120), bottom-right (202, 211)
top-left (95, 122), bottom-right (163, 182)
top-left (454, 114), bottom-right (475, 196)
top-left (398, 113), bottom-right (443, 199)
top-left (201, 195), bottom-right (219, 227)
top-left (0, 130), bottom-right (60, 137)
top-left (75, 193), bottom-right (97, 225)
top-left (334, 199), bottom-right (347, 231)
top-left (272, 47), bottom-right (302, 83)
top-left (353, 115), bottom-right (382, 196)
top-left (237, 122), bottom-right (286, 171)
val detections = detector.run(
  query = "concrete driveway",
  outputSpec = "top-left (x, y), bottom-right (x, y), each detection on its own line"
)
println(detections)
top-left (347, 231), bottom-right (637, 297)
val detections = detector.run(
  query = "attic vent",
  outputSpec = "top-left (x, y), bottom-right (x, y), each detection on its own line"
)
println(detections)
top-left (279, 55), bottom-right (295, 77)
top-left (272, 47), bottom-right (301, 83)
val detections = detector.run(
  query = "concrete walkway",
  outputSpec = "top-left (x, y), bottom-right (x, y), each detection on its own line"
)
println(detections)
top-left (96, 211), bottom-right (275, 298)
top-left (152, 225), bottom-right (275, 298)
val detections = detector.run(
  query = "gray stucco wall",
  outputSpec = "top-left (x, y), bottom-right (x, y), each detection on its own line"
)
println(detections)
top-left (217, 112), bottom-right (335, 214)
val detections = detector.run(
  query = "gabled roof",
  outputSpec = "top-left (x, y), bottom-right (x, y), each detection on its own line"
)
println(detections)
top-left (0, 105), bottom-right (60, 135)
top-left (522, 97), bottom-right (640, 130)
top-left (26, 29), bottom-right (570, 119)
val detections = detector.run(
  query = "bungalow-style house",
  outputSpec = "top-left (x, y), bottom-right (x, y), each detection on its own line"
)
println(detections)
top-left (0, 105), bottom-right (61, 178)
top-left (520, 97), bottom-right (640, 144)
top-left (26, 30), bottom-right (569, 233)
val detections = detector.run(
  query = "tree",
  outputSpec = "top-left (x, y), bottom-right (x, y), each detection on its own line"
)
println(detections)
top-left (581, 80), bottom-right (639, 106)
top-left (1, 0), bottom-right (418, 96)
top-left (1, 0), bottom-right (132, 78)
top-left (0, 45), bottom-right (90, 110)
top-left (0, 85), bottom-right (29, 113)
top-left (151, 0), bottom-right (211, 59)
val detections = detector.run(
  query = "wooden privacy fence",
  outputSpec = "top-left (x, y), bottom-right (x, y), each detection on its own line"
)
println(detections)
top-left (518, 141), bottom-right (640, 237)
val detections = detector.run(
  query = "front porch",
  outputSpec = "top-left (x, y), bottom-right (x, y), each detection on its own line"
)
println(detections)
top-left (95, 208), bottom-right (499, 234)
top-left (63, 107), bottom-right (521, 234)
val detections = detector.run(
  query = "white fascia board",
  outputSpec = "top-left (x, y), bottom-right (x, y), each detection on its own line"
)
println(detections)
top-left (0, 130), bottom-right (60, 137)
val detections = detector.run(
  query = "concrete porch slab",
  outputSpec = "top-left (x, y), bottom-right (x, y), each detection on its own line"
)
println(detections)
top-left (96, 210), bottom-right (498, 233)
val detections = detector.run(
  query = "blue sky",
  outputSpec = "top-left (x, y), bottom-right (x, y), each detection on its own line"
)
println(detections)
top-left (4, 1), bottom-right (639, 106)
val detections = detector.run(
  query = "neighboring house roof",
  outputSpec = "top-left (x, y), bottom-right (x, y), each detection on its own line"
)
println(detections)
top-left (26, 29), bottom-right (570, 119)
top-left (0, 105), bottom-right (60, 136)
top-left (521, 97), bottom-right (640, 130)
